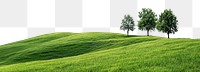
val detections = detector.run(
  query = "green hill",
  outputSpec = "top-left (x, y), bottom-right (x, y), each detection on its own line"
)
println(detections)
top-left (0, 32), bottom-right (199, 72)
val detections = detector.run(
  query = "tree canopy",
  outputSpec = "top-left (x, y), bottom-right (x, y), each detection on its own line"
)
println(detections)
top-left (120, 14), bottom-right (135, 36)
top-left (156, 9), bottom-right (178, 39)
top-left (138, 8), bottom-right (157, 36)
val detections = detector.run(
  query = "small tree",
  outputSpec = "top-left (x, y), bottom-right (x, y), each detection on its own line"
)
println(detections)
top-left (138, 8), bottom-right (157, 36)
top-left (120, 14), bottom-right (135, 36)
top-left (156, 9), bottom-right (178, 39)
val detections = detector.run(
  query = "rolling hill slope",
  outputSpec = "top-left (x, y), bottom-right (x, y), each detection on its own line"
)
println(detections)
top-left (0, 32), bottom-right (199, 72)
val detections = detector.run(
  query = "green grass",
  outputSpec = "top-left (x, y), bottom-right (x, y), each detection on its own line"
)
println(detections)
top-left (0, 32), bottom-right (199, 72)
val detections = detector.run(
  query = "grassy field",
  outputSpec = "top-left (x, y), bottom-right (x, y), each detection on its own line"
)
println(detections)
top-left (0, 32), bottom-right (199, 72)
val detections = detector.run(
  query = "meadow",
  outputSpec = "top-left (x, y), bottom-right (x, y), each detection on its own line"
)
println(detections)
top-left (0, 32), bottom-right (199, 72)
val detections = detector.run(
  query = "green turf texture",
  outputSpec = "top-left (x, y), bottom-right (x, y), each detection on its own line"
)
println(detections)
top-left (0, 32), bottom-right (199, 72)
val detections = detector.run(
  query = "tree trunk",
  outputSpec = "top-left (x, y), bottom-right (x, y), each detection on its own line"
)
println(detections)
top-left (127, 29), bottom-right (129, 36)
top-left (147, 30), bottom-right (149, 36)
top-left (167, 32), bottom-right (170, 39)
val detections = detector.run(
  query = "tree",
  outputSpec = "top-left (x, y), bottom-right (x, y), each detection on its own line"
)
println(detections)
top-left (138, 8), bottom-right (157, 36)
top-left (120, 14), bottom-right (135, 36)
top-left (156, 9), bottom-right (178, 39)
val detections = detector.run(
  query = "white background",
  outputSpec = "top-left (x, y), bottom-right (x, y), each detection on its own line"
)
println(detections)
top-left (0, 0), bottom-right (199, 45)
